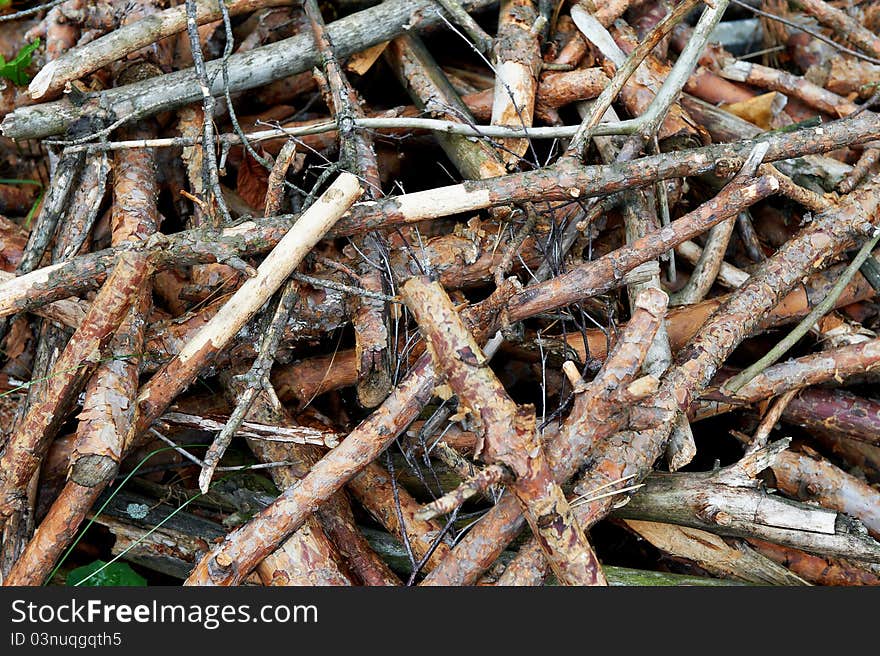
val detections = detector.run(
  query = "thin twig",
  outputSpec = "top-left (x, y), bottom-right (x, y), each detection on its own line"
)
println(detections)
top-left (566, 0), bottom-right (703, 159)
top-left (433, 1), bottom-right (493, 54)
top-left (0, 0), bottom-right (64, 22)
top-left (725, 228), bottom-right (880, 392)
top-left (184, 0), bottom-right (233, 227)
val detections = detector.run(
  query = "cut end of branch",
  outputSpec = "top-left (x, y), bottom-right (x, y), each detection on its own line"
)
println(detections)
top-left (28, 63), bottom-right (54, 100)
top-left (625, 375), bottom-right (660, 400)
top-left (633, 287), bottom-right (669, 316)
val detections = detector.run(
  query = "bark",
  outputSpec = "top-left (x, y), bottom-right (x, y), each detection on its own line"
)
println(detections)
top-left (4, 0), bottom-right (500, 141)
top-left (130, 172), bottom-right (361, 446)
top-left (29, 0), bottom-right (296, 100)
top-left (746, 538), bottom-right (880, 586)
top-left (2, 112), bottom-right (879, 321)
top-left (721, 340), bottom-right (880, 400)
top-left (685, 67), bottom-right (756, 107)
top-left (402, 276), bottom-right (606, 586)
top-left (2, 480), bottom-right (101, 585)
top-left (415, 463), bottom-right (510, 521)
top-left (0, 252), bottom-right (150, 519)
top-left (558, 261), bottom-right (876, 367)
top-left (681, 95), bottom-right (852, 192)
top-left (770, 449), bottom-right (880, 540)
top-left (791, 0), bottom-right (880, 60)
top-left (491, 0), bottom-right (540, 167)
top-left (246, 67), bottom-right (609, 153)
top-left (347, 462), bottom-right (452, 573)
top-left (13, 149), bottom-right (86, 277)
top-left (424, 285), bottom-right (667, 585)
top-left (10, 306), bottom-right (142, 582)
top-left (621, 520), bottom-right (808, 585)
top-left (782, 389), bottom-right (880, 448)
top-left (531, 68), bottom-right (608, 118)
top-left (611, 466), bottom-right (880, 562)
top-left (839, 148), bottom-right (880, 195)
top-left (806, 53), bottom-right (880, 101)
top-left (718, 58), bottom-right (859, 118)
top-left (434, 0), bottom-right (494, 54)
top-left (183, 278), bottom-right (517, 585)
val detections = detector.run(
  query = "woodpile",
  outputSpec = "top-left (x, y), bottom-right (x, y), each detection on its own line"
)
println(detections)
top-left (0, 0), bottom-right (878, 587)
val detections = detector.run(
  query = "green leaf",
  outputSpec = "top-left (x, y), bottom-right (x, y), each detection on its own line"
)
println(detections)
top-left (66, 560), bottom-right (148, 587)
top-left (24, 187), bottom-right (43, 228)
top-left (0, 38), bottom-right (40, 87)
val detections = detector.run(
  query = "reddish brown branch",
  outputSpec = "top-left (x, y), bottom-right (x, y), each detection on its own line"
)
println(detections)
top-left (402, 276), bottom-right (605, 586)
top-left (0, 252), bottom-right (150, 520)
top-left (347, 462), bottom-right (452, 573)
top-left (424, 286), bottom-right (668, 585)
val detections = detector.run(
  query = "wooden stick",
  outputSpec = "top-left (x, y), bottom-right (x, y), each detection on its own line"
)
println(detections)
top-left (184, 283), bottom-right (522, 585)
top-left (385, 34), bottom-right (507, 180)
top-left (427, 161), bottom-right (880, 585)
top-left (675, 240), bottom-right (749, 289)
top-left (402, 276), bottom-right (606, 586)
top-left (28, 0), bottom-right (297, 100)
top-left (305, 0), bottom-right (391, 409)
top-left (434, 0), bottom-right (494, 54)
top-left (131, 172), bottom-right (361, 442)
top-left (270, 255), bottom-right (877, 408)
top-left (718, 58), bottom-right (860, 117)
top-left (768, 447), bottom-right (880, 540)
top-left (4, 0), bottom-right (499, 141)
top-left (506, 175), bottom-right (778, 320)
top-left (725, 224), bottom-right (880, 392)
top-left (612, 443), bottom-right (880, 561)
top-left (779, 389), bottom-right (880, 448)
top-left (746, 538), bottom-right (880, 586)
top-left (791, 0), bottom-right (880, 60)
top-left (182, 158), bottom-right (850, 586)
top-left (621, 520), bottom-right (808, 585)
top-left (347, 462), bottom-right (453, 573)
top-left (415, 464), bottom-right (511, 521)
top-left (1, 112), bottom-right (878, 322)
top-left (0, 252), bottom-right (150, 519)
top-left (566, 0), bottom-right (703, 157)
top-left (491, 0), bottom-right (540, 168)
top-left (218, 371), bottom-right (355, 586)
top-left (184, 351), bottom-right (438, 585)
top-left (671, 143), bottom-right (769, 306)
top-left (425, 288), bottom-right (667, 585)
top-left (839, 148), bottom-right (880, 194)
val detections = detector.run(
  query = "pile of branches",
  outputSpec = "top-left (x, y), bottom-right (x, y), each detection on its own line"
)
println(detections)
top-left (0, 0), bottom-right (879, 587)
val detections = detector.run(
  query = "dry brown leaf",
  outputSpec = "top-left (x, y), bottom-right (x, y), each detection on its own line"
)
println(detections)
top-left (236, 150), bottom-right (270, 211)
